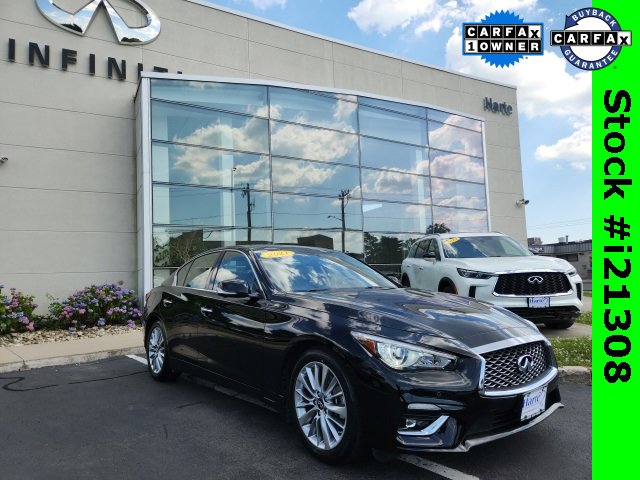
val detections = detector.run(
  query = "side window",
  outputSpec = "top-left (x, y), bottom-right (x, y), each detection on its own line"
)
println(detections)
top-left (408, 243), bottom-right (418, 258)
top-left (183, 252), bottom-right (221, 289)
top-left (426, 239), bottom-right (441, 260)
top-left (175, 261), bottom-right (194, 286)
top-left (213, 252), bottom-right (258, 293)
top-left (416, 239), bottom-right (430, 258)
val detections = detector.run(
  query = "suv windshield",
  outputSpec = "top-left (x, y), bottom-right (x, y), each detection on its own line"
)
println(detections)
top-left (255, 249), bottom-right (396, 293)
top-left (442, 236), bottom-right (531, 259)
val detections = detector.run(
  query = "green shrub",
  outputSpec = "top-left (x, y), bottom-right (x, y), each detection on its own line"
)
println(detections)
top-left (47, 284), bottom-right (142, 332)
top-left (0, 285), bottom-right (38, 334)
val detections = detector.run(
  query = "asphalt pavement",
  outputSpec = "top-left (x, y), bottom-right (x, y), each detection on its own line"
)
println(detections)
top-left (0, 356), bottom-right (592, 480)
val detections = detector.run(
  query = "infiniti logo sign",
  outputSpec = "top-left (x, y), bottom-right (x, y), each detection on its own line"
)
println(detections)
top-left (35, 0), bottom-right (161, 45)
top-left (527, 275), bottom-right (544, 285)
top-left (517, 354), bottom-right (534, 374)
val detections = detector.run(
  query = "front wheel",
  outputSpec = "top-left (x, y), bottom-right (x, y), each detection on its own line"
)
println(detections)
top-left (146, 321), bottom-right (180, 381)
top-left (290, 349), bottom-right (364, 464)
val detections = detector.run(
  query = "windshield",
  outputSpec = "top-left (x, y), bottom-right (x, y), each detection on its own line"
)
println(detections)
top-left (442, 236), bottom-right (532, 259)
top-left (254, 249), bottom-right (397, 293)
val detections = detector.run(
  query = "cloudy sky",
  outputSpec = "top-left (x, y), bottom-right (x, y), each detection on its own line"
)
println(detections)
top-left (204, 0), bottom-right (592, 243)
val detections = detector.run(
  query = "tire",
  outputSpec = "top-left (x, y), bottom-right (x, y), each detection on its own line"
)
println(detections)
top-left (543, 318), bottom-right (575, 330)
top-left (401, 275), bottom-right (411, 287)
top-left (146, 321), bottom-right (180, 381)
top-left (439, 282), bottom-right (457, 294)
top-left (289, 348), bottom-right (364, 464)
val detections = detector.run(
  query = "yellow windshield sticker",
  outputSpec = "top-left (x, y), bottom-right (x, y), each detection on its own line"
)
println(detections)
top-left (443, 237), bottom-right (460, 245)
top-left (260, 250), bottom-right (295, 259)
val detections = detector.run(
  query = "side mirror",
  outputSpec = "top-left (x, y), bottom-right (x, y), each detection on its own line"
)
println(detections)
top-left (423, 252), bottom-right (437, 259)
top-left (219, 279), bottom-right (250, 297)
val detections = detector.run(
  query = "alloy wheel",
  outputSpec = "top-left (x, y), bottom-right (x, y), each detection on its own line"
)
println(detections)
top-left (294, 361), bottom-right (348, 450)
top-left (147, 325), bottom-right (166, 375)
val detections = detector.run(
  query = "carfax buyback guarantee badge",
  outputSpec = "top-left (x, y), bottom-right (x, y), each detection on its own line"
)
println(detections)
top-left (551, 7), bottom-right (632, 70)
top-left (462, 10), bottom-right (543, 67)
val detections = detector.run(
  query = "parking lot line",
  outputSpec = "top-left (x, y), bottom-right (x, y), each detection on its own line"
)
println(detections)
top-left (126, 354), bottom-right (148, 366)
top-left (397, 454), bottom-right (479, 480)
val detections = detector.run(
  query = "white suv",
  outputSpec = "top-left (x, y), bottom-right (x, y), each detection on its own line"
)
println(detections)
top-left (400, 232), bottom-right (583, 329)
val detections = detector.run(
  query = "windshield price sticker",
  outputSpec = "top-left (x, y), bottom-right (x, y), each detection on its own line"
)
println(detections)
top-left (260, 250), bottom-right (295, 259)
top-left (444, 237), bottom-right (460, 245)
top-left (602, 89), bottom-right (632, 384)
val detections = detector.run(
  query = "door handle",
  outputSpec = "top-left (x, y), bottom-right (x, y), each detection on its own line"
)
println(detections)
top-left (162, 298), bottom-right (173, 307)
top-left (200, 306), bottom-right (213, 315)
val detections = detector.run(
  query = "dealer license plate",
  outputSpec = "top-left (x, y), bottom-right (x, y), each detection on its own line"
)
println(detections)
top-left (528, 296), bottom-right (550, 308)
top-left (521, 385), bottom-right (547, 421)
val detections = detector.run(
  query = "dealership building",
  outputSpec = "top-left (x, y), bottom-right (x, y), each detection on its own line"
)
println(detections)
top-left (0, 0), bottom-right (526, 304)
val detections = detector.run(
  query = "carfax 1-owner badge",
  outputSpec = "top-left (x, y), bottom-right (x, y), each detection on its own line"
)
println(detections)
top-left (551, 7), bottom-right (632, 70)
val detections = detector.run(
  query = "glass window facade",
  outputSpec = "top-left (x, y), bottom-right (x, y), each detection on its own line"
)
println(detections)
top-left (146, 79), bottom-right (487, 282)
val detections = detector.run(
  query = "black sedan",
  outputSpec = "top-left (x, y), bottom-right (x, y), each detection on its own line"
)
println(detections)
top-left (143, 245), bottom-right (563, 463)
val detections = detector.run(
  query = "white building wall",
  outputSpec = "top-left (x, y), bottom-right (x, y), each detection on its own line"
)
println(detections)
top-left (0, 0), bottom-right (525, 305)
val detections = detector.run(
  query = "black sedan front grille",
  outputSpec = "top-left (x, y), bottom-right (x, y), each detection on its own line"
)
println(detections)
top-left (494, 272), bottom-right (571, 296)
top-left (482, 342), bottom-right (550, 391)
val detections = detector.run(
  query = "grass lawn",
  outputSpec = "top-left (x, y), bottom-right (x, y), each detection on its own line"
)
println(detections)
top-left (576, 311), bottom-right (592, 325)
top-left (550, 337), bottom-right (592, 367)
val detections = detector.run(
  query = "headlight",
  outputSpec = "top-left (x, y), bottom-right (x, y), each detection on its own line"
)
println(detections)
top-left (351, 332), bottom-right (457, 370)
top-left (566, 268), bottom-right (577, 276)
top-left (456, 268), bottom-right (495, 279)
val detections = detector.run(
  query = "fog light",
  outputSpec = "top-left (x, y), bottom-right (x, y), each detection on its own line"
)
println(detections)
top-left (405, 419), bottom-right (417, 428)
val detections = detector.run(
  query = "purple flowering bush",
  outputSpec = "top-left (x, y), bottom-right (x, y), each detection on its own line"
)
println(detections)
top-left (0, 285), bottom-right (38, 333)
top-left (47, 284), bottom-right (142, 332)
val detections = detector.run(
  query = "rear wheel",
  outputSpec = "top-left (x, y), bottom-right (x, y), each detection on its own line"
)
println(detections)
top-left (146, 321), bottom-right (180, 381)
top-left (290, 348), bottom-right (364, 464)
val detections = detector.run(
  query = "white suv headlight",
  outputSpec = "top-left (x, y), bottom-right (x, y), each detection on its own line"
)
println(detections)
top-left (352, 332), bottom-right (457, 370)
top-left (456, 268), bottom-right (495, 280)
top-left (566, 268), bottom-right (578, 276)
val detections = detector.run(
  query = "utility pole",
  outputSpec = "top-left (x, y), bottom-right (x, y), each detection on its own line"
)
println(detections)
top-left (241, 183), bottom-right (255, 243)
top-left (339, 189), bottom-right (350, 253)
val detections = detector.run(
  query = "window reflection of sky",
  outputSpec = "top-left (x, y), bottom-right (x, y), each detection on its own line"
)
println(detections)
top-left (360, 137), bottom-right (429, 174)
top-left (152, 101), bottom-right (269, 154)
top-left (270, 121), bottom-right (359, 165)
top-left (431, 179), bottom-right (487, 210)
top-left (149, 81), bottom-right (490, 271)
top-left (272, 157), bottom-right (360, 196)
top-left (428, 121), bottom-right (483, 157)
top-left (270, 87), bottom-right (357, 132)
top-left (433, 207), bottom-right (488, 232)
top-left (272, 194), bottom-right (362, 230)
top-left (257, 251), bottom-right (391, 292)
top-left (152, 143), bottom-right (270, 190)
top-left (361, 168), bottom-right (430, 204)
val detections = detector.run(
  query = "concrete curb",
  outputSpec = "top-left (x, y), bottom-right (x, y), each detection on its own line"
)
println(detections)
top-left (558, 366), bottom-right (592, 385)
top-left (0, 346), bottom-right (145, 374)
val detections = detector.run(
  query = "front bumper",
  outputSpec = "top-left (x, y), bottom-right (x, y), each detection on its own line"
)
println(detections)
top-left (351, 354), bottom-right (562, 453)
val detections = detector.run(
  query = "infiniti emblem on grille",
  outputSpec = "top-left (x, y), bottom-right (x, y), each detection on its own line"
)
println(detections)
top-left (517, 354), bottom-right (534, 374)
top-left (527, 275), bottom-right (544, 284)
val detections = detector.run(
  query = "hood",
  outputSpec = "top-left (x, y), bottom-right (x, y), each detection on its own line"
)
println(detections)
top-left (288, 287), bottom-right (540, 348)
top-left (448, 255), bottom-right (573, 273)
